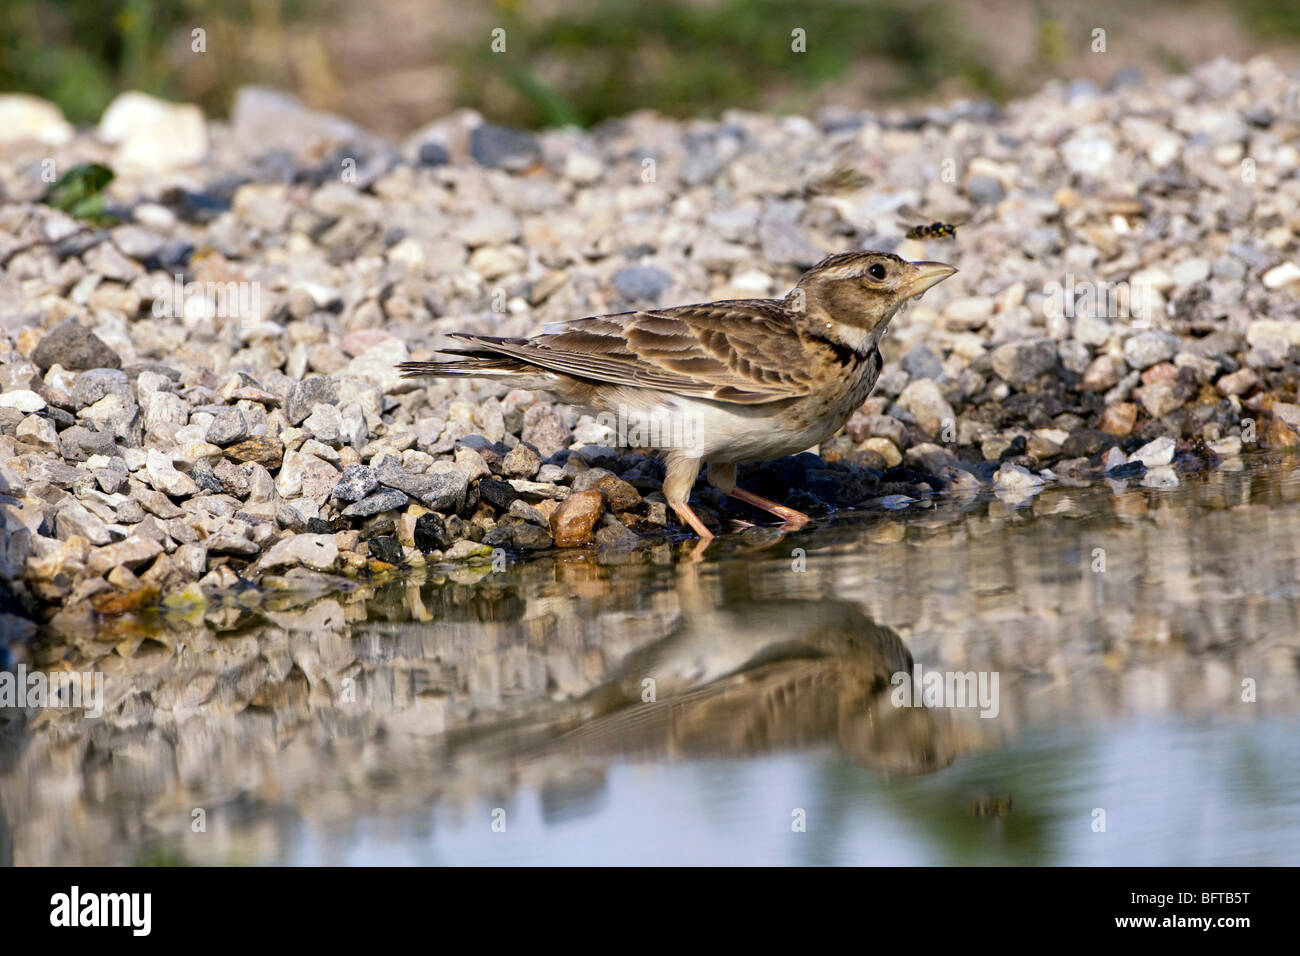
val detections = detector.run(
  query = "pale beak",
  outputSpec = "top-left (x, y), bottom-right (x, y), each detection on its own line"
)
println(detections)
top-left (904, 261), bottom-right (958, 298)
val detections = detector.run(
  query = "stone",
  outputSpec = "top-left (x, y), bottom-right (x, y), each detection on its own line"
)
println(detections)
top-left (225, 436), bottom-right (284, 470)
top-left (368, 535), bottom-right (404, 565)
top-left (478, 477), bottom-right (519, 511)
top-left (203, 533), bottom-right (260, 557)
top-left (333, 464), bottom-right (378, 501)
top-left (521, 404), bottom-right (571, 458)
top-left (444, 540), bottom-right (493, 562)
top-left (863, 437), bottom-right (902, 467)
top-left (991, 338), bottom-right (1057, 384)
top-left (1130, 436), bottom-right (1176, 468)
top-left (994, 463), bottom-right (1045, 489)
top-left (500, 442), bottom-right (542, 479)
top-left (0, 94), bottom-right (74, 145)
top-left (413, 512), bottom-right (453, 552)
top-left (56, 500), bottom-right (113, 545)
top-left (1098, 403), bottom-right (1137, 437)
top-left (342, 488), bottom-right (408, 517)
top-left (87, 536), bottom-right (163, 576)
top-left (454, 207), bottom-right (521, 247)
top-left (1133, 382), bottom-right (1183, 418)
top-left (944, 297), bottom-right (995, 328)
top-left (470, 123), bottom-right (541, 172)
top-left (16, 415), bottom-right (58, 451)
top-left (613, 265), bottom-right (673, 302)
top-left (257, 533), bottom-right (339, 572)
top-left (304, 403), bottom-right (344, 444)
top-left (276, 450), bottom-right (339, 502)
top-left (1215, 368), bottom-right (1258, 397)
top-left (896, 380), bottom-right (955, 436)
top-left (966, 174), bottom-right (1005, 205)
top-left (146, 448), bottom-right (199, 497)
top-left (1262, 262), bottom-right (1300, 290)
top-left (205, 407), bottom-right (248, 446)
top-left (573, 469), bottom-right (642, 512)
top-left (285, 376), bottom-right (338, 425)
top-left (549, 488), bottom-right (603, 547)
top-left (0, 390), bottom-right (45, 412)
top-left (1124, 331), bottom-right (1178, 370)
top-left (98, 91), bottom-right (208, 173)
top-left (31, 321), bottom-right (121, 372)
top-left (1081, 355), bottom-right (1122, 392)
top-left (900, 346), bottom-right (945, 381)
top-left (71, 368), bottom-right (132, 408)
top-left (60, 425), bottom-right (118, 461)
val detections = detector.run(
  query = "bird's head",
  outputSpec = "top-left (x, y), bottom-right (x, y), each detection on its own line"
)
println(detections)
top-left (790, 251), bottom-right (957, 344)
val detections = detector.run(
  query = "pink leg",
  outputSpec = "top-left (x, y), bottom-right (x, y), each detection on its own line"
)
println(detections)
top-left (669, 500), bottom-right (715, 541)
top-left (729, 487), bottom-right (812, 527)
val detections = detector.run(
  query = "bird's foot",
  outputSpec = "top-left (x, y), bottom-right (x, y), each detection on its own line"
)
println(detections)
top-left (728, 487), bottom-right (812, 527)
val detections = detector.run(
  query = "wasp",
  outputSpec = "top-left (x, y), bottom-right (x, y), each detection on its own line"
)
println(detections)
top-left (898, 205), bottom-right (967, 241)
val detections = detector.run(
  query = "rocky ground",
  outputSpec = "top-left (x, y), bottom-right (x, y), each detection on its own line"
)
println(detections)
top-left (1, 57), bottom-right (1299, 635)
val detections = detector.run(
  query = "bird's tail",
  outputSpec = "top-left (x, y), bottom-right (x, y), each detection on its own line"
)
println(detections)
top-left (397, 350), bottom-right (528, 379)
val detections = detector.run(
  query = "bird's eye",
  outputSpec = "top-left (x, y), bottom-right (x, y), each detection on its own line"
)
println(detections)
top-left (868, 263), bottom-right (887, 280)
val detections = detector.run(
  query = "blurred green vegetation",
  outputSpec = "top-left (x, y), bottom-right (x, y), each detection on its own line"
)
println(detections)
top-left (454, 0), bottom-right (1004, 128)
top-left (42, 161), bottom-right (118, 224)
top-left (0, 0), bottom-right (1297, 133)
top-left (0, 0), bottom-right (319, 124)
top-left (1238, 0), bottom-right (1300, 37)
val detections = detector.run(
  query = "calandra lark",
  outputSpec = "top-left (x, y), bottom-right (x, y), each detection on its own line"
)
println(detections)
top-left (398, 251), bottom-right (956, 540)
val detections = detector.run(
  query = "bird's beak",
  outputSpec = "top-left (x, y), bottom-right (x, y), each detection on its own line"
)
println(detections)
top-left (904, 261), bottom-right (958, 298)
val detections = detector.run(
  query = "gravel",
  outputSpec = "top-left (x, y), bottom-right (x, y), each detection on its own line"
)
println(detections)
top-left (2, 57), bottom-right (1298, 622)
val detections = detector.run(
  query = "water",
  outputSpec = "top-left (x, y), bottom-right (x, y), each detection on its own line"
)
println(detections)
top-left (3, 454), bottom-right (1300, 865)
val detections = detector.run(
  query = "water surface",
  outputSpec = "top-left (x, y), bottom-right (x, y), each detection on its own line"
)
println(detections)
top-left (3, 453), bottom-right (1299, 865)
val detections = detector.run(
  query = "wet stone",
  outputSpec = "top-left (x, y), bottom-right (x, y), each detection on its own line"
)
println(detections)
top-left (550, 488), bottom-right (603, 547)
top-left (367, 535), bottom-right (403, 565)
top-left (413, 512), bottom-right (453, 552)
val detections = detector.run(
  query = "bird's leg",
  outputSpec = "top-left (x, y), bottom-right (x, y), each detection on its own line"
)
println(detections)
top-left (728, 487), bottom-right (812, 527)
top-left (707, 460), bottom-right (806, 528)
top-left (706, 461), bottom-right (811, 529)
top-left (663, 454), bottom-right (713, 541)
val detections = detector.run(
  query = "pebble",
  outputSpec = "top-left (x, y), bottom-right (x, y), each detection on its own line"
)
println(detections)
top-left (614, 265), bottom-right (674, 301)
top-left (1129, 436), bottom-right (1176, 468)
top-left (550, 489), bottom-right (604, 547)
top-left (31, 322), bottom-right (121, 372)
top-left (470, 124), bottom-right (542, 171)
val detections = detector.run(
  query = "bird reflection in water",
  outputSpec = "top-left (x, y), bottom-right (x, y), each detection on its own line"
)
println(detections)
top-left (447, 566), bottom-right (987, 782)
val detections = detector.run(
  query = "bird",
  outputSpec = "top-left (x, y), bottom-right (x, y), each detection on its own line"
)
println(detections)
top-left (397, 251), bottom-right (956, 541)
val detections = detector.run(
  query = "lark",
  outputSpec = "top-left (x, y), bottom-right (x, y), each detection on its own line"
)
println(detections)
top-left (398, 252), bottom-right (956, 540)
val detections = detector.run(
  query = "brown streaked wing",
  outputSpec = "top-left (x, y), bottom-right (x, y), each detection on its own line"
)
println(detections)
top-left (449, 300), bottom-right (820, 404)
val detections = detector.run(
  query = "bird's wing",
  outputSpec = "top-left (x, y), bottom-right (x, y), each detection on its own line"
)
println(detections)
top-left (446, 300), bottom-right (828, 404)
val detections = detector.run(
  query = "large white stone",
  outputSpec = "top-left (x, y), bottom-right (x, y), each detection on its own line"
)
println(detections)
top-left (98, 91), bottom-right (208, 173)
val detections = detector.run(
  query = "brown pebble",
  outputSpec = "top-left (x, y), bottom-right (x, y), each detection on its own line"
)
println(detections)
top-left (225, 436), bottom-right (285, 469)
top-left (1099, 402), bottom-right (1138, 437)
top-left (549, 489), bottom-right (603, 547)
